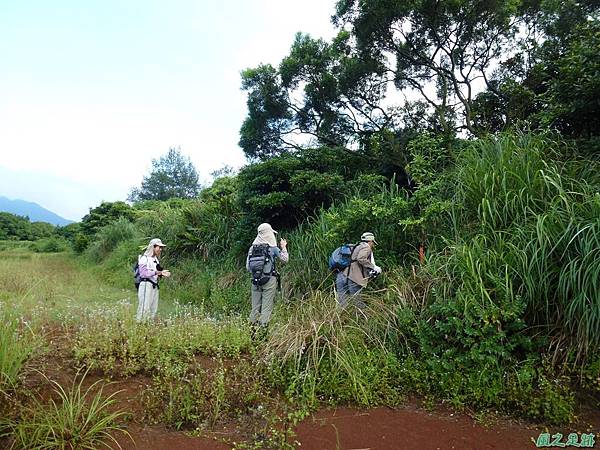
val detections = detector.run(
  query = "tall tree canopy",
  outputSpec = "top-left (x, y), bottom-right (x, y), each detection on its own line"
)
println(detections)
top-left (239, 0), bottom-right (599, 160)
top-left (472, 0), bottom-right (600, 138)
top-left (80, 201), bottom-right (135, 237)
top-left (129, 147), bottom-right (201, 202)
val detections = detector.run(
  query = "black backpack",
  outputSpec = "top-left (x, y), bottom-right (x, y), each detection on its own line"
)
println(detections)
top-left (133, 259), bottom-right (141, 290)
top-left (248, 243), bottom-right (273, 286)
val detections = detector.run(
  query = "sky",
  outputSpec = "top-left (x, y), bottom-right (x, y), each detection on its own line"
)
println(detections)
top-left (0, 0), bottom-right (338, 221)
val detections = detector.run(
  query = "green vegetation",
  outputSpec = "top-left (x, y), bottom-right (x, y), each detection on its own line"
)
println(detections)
top-left (264, 292), bottom-right (403, 408)
top-left (0, 212), bottom-right (63, 244)
top-left (43, 134), bottom-right (593, 428)
top-left (128, 147), bottom-right (201, 202)
top-left (1, 0), bottom-right (599, 447)
top-left (0, 309), bottom-right (36, 392)
top-left (3, 372), bottom-right (130, 450)
top-left (141, 357), bottom-right (265, 431)
top-left (73, 304), bottom-right (251, 377)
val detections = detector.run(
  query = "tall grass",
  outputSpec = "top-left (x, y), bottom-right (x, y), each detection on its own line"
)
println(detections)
top-left (4, 372), bottom-right (130, 450)
top-left (85, 217), bottom-right (140, 263)
top-left (0, 308), bottom-right (36, 390)
top-left (175, 199), bottom-right (242, 260)
top-left (447, 132), bottom-right (600, 363)
top-left (263, 291), bottom-right (403, 407)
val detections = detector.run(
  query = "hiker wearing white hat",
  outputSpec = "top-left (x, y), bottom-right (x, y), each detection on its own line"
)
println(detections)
top-left (246, 223), bottom-right (289, 330)
top-left (335, 231), bottom-right (381, 309)
top-left (136, 238), bottom-right (171, 322)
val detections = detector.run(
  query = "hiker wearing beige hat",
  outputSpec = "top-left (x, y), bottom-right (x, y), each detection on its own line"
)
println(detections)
top-left (246, 223), bottom-right (289, 330)
top-left (335, 231), bottom-right (381, 309)
top-left (136, 238), bottom-right (171, 322)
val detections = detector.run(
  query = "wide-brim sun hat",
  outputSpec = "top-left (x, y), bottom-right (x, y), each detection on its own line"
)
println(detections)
top-left (257, 223), bottom-right (278, 234)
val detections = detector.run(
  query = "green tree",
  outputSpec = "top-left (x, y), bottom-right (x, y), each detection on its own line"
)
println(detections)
top-left (239, 0), bottom-right (529, 159)
top-left (539, 19), bottom-right (600, 138)
top-left (29, 221), bottom-right (57, 239)
top-left (128, 147), bottom-right (201, 202)
top-left (0, 212), bottom-right (32, 240)
top-left (57, 222), bottom-right (82, 241)
top-left (333, 0), bottom-right (526, 135)
top-left (237, 146), bottom-right (371, 230)
top-left (471, 1), bottom-right (599, 137)
top-left (0, 214), bottom-right (59, 240)
top-left (239, 32), bottom-right (396, 160)
top-left (80, 201), bottom-right (135, 238)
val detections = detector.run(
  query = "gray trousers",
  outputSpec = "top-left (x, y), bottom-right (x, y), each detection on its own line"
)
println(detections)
top-left (335, 272), bottom-right (365, 309)
top-left (249, 276), bottom-right (277, 326)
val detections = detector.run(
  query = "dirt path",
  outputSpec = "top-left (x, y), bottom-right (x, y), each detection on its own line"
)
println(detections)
top-left (14, 337), bottom-right (600, 450)
top-left (26, 355), bottom-right (550, 450)
top-left (18, 322), bottom-right (600, 450)
top-left (112, 404), bottom-right (548, 450)
top-left (116, 404), bottom-right (600, 450)
top-left (295, 407), bottom-right (540, 450)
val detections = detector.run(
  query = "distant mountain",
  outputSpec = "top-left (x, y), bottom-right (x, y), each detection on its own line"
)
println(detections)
top-left (0, 196), bottom-right (73, 226)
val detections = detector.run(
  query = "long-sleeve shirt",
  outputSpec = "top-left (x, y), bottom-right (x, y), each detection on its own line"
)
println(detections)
top-left (138, 255), bottom-right (160, 283)
top-left (347, 242), bottom-right (376, 287)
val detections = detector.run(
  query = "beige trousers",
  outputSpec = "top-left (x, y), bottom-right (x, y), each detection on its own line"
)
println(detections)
top-left (136, 281), bottom-right (159, 322)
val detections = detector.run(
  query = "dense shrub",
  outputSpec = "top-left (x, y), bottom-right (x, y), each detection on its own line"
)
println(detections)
top-left (237, 146), bottom-right (374, 231)
top-left (30, 236), bottom-right (70, 253)
top-left (85, 217), bottom-right (140, 263)
top-left (390, 133), bottom-right (598, 422)
top-left (451, 133), bottom-right (599, 362)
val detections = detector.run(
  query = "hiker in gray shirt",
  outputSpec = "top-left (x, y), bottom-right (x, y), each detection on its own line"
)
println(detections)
top-left (246, 223), bottom-right (289, 329)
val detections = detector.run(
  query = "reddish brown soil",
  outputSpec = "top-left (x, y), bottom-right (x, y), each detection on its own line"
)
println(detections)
top-left (296, 407), bottom-right (539, 450)
top-left (110, 403), bottom-right (599, 450)
top-left (115, 424), bottom-right (230, 450)
top-left (8, 327), bottom-right (598, 450)
top-left (11, 373), bottom-right (600, 450)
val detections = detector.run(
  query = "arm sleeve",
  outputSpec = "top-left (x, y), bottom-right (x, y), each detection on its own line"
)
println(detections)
top-left (356, 245), bottom-right (375, 271)
top-left (278, 247), bottom-right (289, 263)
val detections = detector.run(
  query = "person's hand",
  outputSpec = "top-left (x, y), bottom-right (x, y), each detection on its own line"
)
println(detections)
top-left (161, 270), bottom-right (171, 278)
top-left (373, 265), bottom-right (382, 275)
top-left (280, 238), bottom-right (287, 249)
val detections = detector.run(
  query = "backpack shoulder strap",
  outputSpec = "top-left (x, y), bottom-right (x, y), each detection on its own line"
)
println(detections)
top-left (346, 243), bottom-right (359, 276)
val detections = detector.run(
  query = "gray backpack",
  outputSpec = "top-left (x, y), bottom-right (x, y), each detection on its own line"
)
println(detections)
top-left (248, 244), bottom-right (273, 286)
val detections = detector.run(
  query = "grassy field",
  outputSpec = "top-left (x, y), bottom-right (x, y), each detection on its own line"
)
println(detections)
top-left (0, 247), bottom-right (192, 323)
top-left (1, 244), bottom-right (598, 449)
top-left (0, 249), bottom-right (278, 449)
